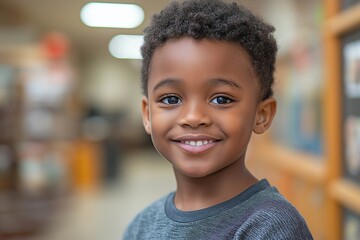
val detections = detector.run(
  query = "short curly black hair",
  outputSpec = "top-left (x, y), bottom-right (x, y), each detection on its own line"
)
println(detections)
top-left (141, 0), bottom-right (277, 100)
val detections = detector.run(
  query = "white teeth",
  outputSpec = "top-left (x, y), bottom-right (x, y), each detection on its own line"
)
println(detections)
top-left (183, 140), bottom-right (213, 146)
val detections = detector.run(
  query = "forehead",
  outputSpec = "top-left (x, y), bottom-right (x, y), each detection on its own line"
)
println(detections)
top-left (152, 37), bottom-right (253, 68)
top-left (148, 37), bottom-right (258, 92)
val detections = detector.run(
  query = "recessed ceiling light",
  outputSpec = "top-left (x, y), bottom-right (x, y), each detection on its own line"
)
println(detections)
top-left (80, 2), bottom-right (144, 28)
top-left (109, 35), bottom-right (143, 59)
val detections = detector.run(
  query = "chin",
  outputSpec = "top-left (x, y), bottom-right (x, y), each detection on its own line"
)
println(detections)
top-left (176, 166), bottom-right (216, 178)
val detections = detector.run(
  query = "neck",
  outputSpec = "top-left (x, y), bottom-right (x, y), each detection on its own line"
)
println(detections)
top-left (173, 159), bottom-right (257, 211)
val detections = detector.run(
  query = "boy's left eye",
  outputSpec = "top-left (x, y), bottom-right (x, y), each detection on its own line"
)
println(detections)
top-left (210, 96), bottom-right (233, 105)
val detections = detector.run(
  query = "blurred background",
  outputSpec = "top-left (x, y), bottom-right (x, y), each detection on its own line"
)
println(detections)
top-left (0, 0), bottom-right (360, 239)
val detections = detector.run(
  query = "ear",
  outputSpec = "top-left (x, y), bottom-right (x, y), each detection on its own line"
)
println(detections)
top-left (141, 96), bottom-right (151, 135)
top-left (253, 97), bottom-right (277, 134)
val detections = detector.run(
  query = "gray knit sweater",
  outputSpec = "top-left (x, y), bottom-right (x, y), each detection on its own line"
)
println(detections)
top-left (123, 179), bottom-right (313, 240)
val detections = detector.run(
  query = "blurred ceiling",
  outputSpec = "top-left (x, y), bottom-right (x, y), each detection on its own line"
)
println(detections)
top-left (0, 0), bottom-right (171, 58)
top-left (0, 0), bottom-right (270, 60)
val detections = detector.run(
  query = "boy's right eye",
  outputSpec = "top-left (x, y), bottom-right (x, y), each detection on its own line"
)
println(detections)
top-left (160, 95), bottom-right (182, 105)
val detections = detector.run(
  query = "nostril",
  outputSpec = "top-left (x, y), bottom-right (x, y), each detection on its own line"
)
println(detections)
top-left (179, 117), bottom-right (211, 128)
top-left (177, 104), bottom-right (212, 128)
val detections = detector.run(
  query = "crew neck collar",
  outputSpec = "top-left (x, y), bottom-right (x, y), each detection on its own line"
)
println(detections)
top-left (165, 179), bottom-right (270, 223)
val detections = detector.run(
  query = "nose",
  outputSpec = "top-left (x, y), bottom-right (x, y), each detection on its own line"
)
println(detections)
top-left (178, 100), bottom-right (212, 128)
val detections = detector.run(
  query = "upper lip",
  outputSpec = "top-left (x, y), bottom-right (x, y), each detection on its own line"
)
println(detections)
top-left (171, 134), bottom-right (221, 142)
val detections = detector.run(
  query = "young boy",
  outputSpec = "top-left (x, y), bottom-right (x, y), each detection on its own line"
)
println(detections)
top-left (124, 0), bottom-right (313, 239)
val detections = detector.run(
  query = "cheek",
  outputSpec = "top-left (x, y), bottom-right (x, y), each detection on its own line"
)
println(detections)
top-left (148, 113), bottom-right (173, 160)
top-left (149, 107), bottom-right (177, 138)
top-left (220, 108), bottom-right (256, 137)
top-left (151, 107), bottom-right (178, 125)
top-left (224, 120), bottom-right (251, 139)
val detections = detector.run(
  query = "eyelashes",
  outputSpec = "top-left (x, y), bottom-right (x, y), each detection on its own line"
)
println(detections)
top-left (158, 94), bottom-right (234, 105)
top-left (160, 95), bottom-right (182, 105)
top-left (210, 96), bottom-right (233, 105)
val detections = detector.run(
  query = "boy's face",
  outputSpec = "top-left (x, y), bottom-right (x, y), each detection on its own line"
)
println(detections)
top-left (142, 37), bottom-right (276, 178)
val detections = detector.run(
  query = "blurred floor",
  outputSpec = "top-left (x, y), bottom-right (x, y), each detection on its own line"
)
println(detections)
top-left (36, 148), bottom-right (175, 240)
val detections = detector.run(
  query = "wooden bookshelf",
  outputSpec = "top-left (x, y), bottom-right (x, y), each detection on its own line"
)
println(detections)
top-left (329, 179), bottom-right (360, 215)
top-left (248, 137), bottom-right (325, 184)
top-left (247, 135), bottom-right (327, 240)
top-left (327, 3), bottom-right (360, 35)
top-left (324, 2), bottom-right (360, 240)
top-left (323, 1), bottom-right (342, 240)
top-left (248, 2), bottom-right (360, 240)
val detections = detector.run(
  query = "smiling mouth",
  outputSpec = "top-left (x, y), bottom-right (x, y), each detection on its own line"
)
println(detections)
top-left (172, 138), bottom-right (219, 154)
top-left (181, 140), bottom-right (214, 146)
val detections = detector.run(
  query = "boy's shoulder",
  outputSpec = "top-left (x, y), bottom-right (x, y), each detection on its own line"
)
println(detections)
top-left (123, 193), bottom-right (169, 238)
top-left (234, 183), bottom-right (314, 239)
top-left (130, 193), bottom-right (168, 220)
top-left (234, 200), bottom-right (314, 239)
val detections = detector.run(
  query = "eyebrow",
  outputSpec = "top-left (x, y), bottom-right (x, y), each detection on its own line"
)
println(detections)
top-left (152, 77), bottom-right (241, 93)
top-left (153, 78), bottom-right (183, 92)
top-left (208, 78), bottom-right (241, 89)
